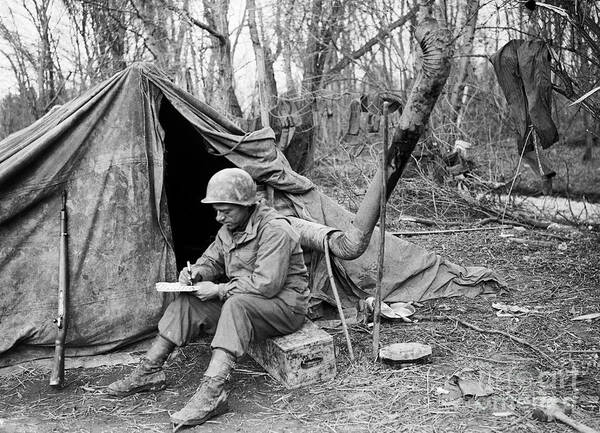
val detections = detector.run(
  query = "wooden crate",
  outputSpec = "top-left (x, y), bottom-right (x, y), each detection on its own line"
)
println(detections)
top-left (248, 320), bottom-right (336, 389)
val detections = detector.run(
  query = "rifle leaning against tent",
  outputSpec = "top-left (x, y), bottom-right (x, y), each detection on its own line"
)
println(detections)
top-left (50, 190), bottom-right (69, 388)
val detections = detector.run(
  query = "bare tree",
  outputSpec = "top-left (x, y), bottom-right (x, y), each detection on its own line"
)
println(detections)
top-left (28, 0), bottom-right (59, 112)
top-left (537, 1), bottom-right (600, 119)
top-left (247, 0), bottom-right (273, 127)
top-left (0, 0), bottom-right (66, 135)
top-left (63, 0), bottom-right (129, 83)
top-left (201, 0), bottom-right (242, 118)
top-left (448, 0), bottom-right (479, 126)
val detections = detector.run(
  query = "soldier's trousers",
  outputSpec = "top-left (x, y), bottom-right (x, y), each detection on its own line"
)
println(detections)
top-left (158, 293), bottom-right (305, 358)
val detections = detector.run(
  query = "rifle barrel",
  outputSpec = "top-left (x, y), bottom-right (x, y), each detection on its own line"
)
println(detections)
top-left (50, 190), bottom-right (68, 387)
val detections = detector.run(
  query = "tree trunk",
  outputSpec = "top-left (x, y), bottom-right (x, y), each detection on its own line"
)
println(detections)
top-left (449, 0), bottom-right (479, 124)
top-left (135, 0), bottom-right (172, 73)
top-left (64, 0), bottom-right (128, 80)
top-left (284, 0), bottom-right (345, 173)
top-left (171, 0), bottom-right (191, 88)
top-left (33, 0), bottom-right (57, 114)
top-left (247, 0), bottom-right (272, 128)
top-left (385, 1), bottom-right (453, 197)
top-left (279, 1), bottom-right (296, 96)
top-left (202, 0), bottom-right (243, 118)
top-left (257, 5), bottom-right (278, 102)
top-left (289, 0), bottom-right (324, 173)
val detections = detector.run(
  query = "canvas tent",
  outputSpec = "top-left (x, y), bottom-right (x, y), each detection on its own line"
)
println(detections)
top-left (0, 63), bottom-right (504, 366)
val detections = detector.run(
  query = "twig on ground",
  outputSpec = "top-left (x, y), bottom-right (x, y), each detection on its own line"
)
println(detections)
top-left (391, 225), bottom-right (512, 236)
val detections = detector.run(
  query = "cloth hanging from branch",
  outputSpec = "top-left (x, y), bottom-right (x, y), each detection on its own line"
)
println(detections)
top-left (491, 39), bottom-right (559, 153)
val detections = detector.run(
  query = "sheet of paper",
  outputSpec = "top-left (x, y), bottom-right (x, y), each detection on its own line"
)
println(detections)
top-left (155, 282), bottom-right (197, 292)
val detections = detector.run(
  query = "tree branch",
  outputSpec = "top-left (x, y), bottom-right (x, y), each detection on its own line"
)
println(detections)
top-left (325, 6), bottom-right (417, 77)
top-left (162, 2), bottom-right (226, 44)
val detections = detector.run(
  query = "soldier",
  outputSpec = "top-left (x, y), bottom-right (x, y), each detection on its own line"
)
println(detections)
top-left (107, 168), bottom-right (309, 426)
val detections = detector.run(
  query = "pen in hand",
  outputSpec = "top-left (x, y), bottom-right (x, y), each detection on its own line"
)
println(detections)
top-left (186, 261), bottom-right (193, 286)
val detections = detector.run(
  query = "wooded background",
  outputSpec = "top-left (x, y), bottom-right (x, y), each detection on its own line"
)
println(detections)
top-left (0, 0), bottom-right (598, 175)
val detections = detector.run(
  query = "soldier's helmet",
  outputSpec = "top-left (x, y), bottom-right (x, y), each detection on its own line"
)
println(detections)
top-left (201, 168), bottom-right (257, 206)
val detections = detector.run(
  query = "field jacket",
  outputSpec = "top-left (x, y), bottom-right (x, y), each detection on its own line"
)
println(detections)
top-left (191, 203), bottom-right (309, 314)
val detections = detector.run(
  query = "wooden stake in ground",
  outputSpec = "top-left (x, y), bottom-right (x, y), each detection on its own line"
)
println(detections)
top-left (324, 237), bottom-right (354, 361)
top-left (373, 102), bottom-right (389, 359)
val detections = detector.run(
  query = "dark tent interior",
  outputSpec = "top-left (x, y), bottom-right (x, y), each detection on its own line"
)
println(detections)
top-left (160, 99), bottom-right (234, 269)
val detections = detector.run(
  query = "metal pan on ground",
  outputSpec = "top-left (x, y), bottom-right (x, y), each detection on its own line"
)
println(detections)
top-left (379, 342), bottom-right (432, 367)
top-left (386, 302), bottom-right (416, 320)
top-left (366, 298), bottom-right (416, 322)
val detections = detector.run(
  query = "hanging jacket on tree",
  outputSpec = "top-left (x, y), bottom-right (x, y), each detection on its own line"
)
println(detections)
top-left (491, 39), bottom-right (559, 154)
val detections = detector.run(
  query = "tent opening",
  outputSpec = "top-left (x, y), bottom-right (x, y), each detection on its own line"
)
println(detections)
top-left (160, 99), bottom-right (234, 270)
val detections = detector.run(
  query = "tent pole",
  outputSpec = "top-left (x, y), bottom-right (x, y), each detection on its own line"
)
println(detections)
top-left (324, 237), bottom-right (355, 362)
top-left (373, 102), bottom-right (389, 360)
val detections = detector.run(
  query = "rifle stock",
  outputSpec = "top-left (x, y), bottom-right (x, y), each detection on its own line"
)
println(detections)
top-left (50, 190), bottom-right (68, 387)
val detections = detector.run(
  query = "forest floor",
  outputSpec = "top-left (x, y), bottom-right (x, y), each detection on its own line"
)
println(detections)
top-left (1, 140), bottom-right (599, 433)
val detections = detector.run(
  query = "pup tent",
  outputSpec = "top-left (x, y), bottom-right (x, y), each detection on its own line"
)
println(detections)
top-left (0, 63), bottom-right (504, 366)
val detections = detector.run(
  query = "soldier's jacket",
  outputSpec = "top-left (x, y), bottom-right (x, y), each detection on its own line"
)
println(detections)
top-left (192, 203), bottom-right (309, 314)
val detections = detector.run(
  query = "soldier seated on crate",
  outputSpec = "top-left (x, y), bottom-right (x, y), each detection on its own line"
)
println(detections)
top-left (107, 168), bottom-right (309, 426)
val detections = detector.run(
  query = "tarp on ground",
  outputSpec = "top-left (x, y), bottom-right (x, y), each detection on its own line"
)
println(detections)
top-left (0, 63), bottom-right (504, 366)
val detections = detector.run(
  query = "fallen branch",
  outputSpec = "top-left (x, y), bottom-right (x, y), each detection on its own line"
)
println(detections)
top-left (499, 210), bottom-right (552, 229)
top-left (447, 316), bottom-right (557, 368)
top-left (476, 217), bottom-right (571, 240)
top-left (391, 225), bottom-right (512, 237)
top-left (475, 217), bottom-right (504, 226)
top-left (398, 215), bottom-right (438, 226)
top-left (508, 238), bottom-right (554, 248)
top-left (413, 314), bottom-right (449, 321)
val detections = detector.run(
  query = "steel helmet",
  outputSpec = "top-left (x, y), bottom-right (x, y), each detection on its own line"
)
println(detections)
top-left (201, 168), bottom-right (257, 206)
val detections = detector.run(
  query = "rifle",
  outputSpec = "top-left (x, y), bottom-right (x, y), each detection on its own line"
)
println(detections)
top-left (50, 190), bottom-right (69, 387)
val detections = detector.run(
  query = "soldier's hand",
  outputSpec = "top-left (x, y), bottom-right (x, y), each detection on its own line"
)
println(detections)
top-left (178, 267), bottom-right (198, 285)
top-left (193, 281), bottom-right (219, 301)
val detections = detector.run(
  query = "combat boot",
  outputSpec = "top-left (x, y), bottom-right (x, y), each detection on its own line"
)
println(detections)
top-left (107, 335), bottom-right (175, 397)
top-left (170, 349), bottom-right (235, 426)
top-left (170, 376), bottom-right (229, 426)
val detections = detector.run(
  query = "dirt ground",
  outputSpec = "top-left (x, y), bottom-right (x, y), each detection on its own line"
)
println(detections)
top-left (2, 141), bottom-right (599, 433)
top-left (1, 222), bottom-right (599, 433)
